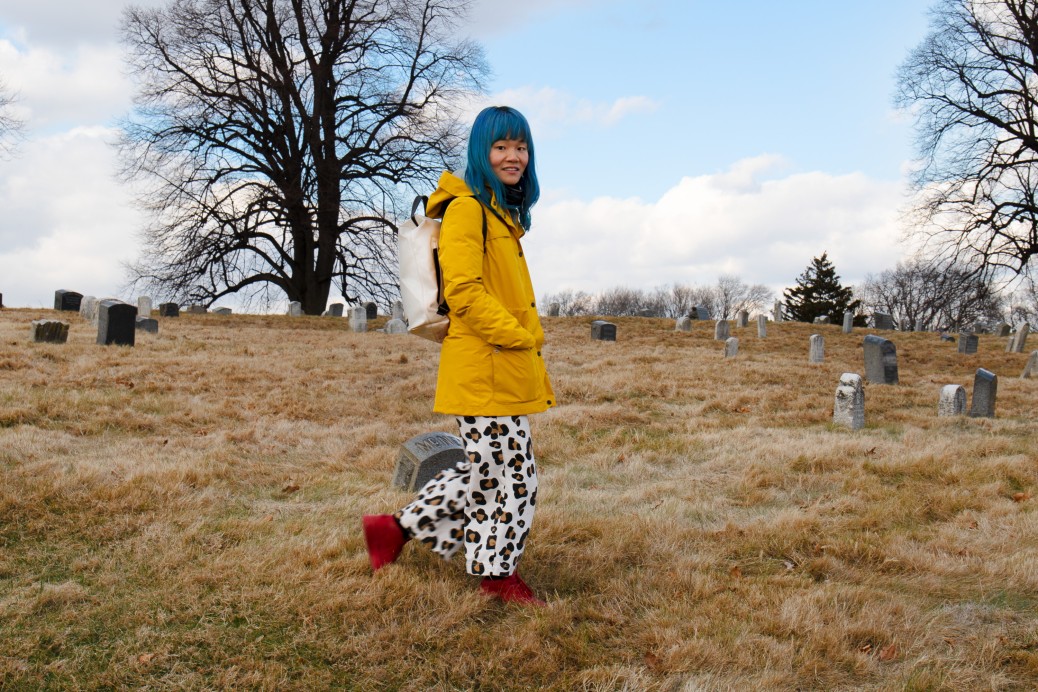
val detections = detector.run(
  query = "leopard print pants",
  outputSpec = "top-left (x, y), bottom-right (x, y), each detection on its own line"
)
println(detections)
top-left (395, 415), bottom-right (537, 577)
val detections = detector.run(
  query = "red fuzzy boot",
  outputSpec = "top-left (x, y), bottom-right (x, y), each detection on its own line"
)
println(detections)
top-left (362, 514), bottom-right (409, 571)
top-left (479, 572), bottom-right (546, 606)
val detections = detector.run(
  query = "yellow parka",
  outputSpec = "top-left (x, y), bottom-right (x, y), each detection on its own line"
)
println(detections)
top-left (426, 171), bottom-right (556, 416)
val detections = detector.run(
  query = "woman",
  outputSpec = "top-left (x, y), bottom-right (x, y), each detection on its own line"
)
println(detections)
top-left (363, 106), bottom-right (555, 605)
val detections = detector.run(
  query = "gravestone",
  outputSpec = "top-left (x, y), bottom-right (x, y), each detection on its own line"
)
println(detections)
top-left (0, 292), bottom-right (3, 308)
top-left (940, 333), bottom-right (955, 342)
top-left (31, 319), bottom-right (69, 344)
top-left (813, 315), bottom-right (830, 325)
top-left (54, 290), bottom-right (83, 312)
top-left (723, 337), bottom-right (739, 358)
top-left (548, 302), bottom-right (560, 317)
top-left (392, 300), bottom-right (404, 321)
top-left (384, 318), bottom-right (407, 334)
top-left (899, 317), bottom-right (911, 332)
top-left (969, 368), bottom-right (997, 418)
top-left (137, 296), bottom-right (153, 317)
top-left (757, 314), bottom-right (767, 338)
top-left (97, 300), bottom-right (137, 346)
top-left (186, 305), bottom-right (207, 314)
top-left (1007, 323), bottom-right (1030, 353)
top-left (1021, 351), bottom-right (1038, 378)
top-left (348, 305), bottom-right (368, 332)
top-left (996, 323), bottom-right (1011, 337)
top-left (694, 305), bottom-right (711, 320)
top-left (736, 310), bottom-right (749, 328)
top-left (809, 334), bottom-right (824, 363)
top-left (842, 312), bottom-right (854, 334)
top-left (772, 301), bottom-right (783, 322)
top-left (79, 296), bottom-right (99, 323)
top-left (938, 384), bottom-right (966, 417)
top-left (288, 301), bottom-right (303, 317)
top-left (212, 307), bottom-right (232, 315)
top-left (159, 303), bottom-right (180, 318)
top-left (958, 333), bottom-right (978, 355)
top-left (714, 320), bottom-right (730, 341)
top-left (324, 303), bottom-right (344, 317)
top-left (365, 302), bottom-right (378, 320)
top-left (675, 316), bottom-right (692, 332)
top-left (863, 334), bottom-right (899, 384)
top-left (833, 372), bottom-right (864, 430)
top-left (591, 320), bottom-right (616, 341)
top-left (873, 312), bottom-right (894, 330)
top-left (392, 432), bottom-right (466, 492)
top-left (914, 319), bottom-right (925, 332)
top-left (135, 317), bottom-right (159, 334)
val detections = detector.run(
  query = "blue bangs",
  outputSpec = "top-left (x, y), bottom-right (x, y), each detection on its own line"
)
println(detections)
top-left (464, 106), bottom-right (540, 230)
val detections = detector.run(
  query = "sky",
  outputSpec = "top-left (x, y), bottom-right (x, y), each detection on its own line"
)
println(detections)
top-left (0, 0), bottom-right (936, 310)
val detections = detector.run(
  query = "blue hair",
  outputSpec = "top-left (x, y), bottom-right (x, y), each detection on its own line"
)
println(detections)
top-left (464, 106), bottom-right (540, 230)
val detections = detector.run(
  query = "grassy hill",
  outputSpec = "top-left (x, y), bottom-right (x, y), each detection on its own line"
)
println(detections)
top-left (1, 307), bottom-right (1036, 690)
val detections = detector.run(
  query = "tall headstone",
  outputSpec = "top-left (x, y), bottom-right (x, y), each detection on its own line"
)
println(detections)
top-left (548, 302), bottom-right (560, 317)
top-left (873, 312), bottom-right (894, 330)
top-left (736, 310), bottom-right (749, 328)
top-left (675, 316), bottom-right (692, 332)
top-left (392, 432), bottom-right (466, 491)
top-left (842, 312), bottom-right (854, 334)
top-left (914, 319), bottom-right (925, 332)
top-left (757, 314), bottom-right (767, 338)
top-left (324, 303), bottom-right (344, 317)
top-left (772, 301), bottom-right (783, 323)
top-left (137, 296), bottom-right (153, 317)
top-left (54, 290), bottom-right (83, 312)
top-left (79, 296), bottom-right (99, 324)
top-left (0, 292), bottom-right (4, 308)
top-left (1021, 351), bottom-right (1038, 378)
top-left (288, 301), bottom-right (303, 317)
top-left (349, 305), bottom-right (368, 332)
top-left (1007, 323), bottom-right (1030, 353)
top-left (714, 320), bottom-right (730, 341)
top-left (938, 384), bottom-right (966, 417)
top-left (591, 320), bottom-right (616, 341)
top-left (97, 300), bottom-right (137, 346)
top-left (863, 334), bottom-right (899, 385)
top-left (31, 319), bottom-right (69, 344)
top-left (135, 316), bottom-right (159, 334)
top-left (365, 302), bottom-right (378, 320)
top-left (723, 337), bottom-right (739, 358)
top-left (158, 303), bottom-right (180, 318)
top-left (833, 373), bottom-right (864, 430)
top-left (957, 333), bottom-right (978, 355)
top-left (996, 323), bottom-right (1011, 337)
top-left (809, 334), bottom-right (825, 363)
top-left (969, 368), bottom-right (997, 418)
top-left (392, 300), bottom-right (404, 321)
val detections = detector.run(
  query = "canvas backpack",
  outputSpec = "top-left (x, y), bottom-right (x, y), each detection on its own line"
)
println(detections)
top-left (397, 195), bottom-right (486, 342)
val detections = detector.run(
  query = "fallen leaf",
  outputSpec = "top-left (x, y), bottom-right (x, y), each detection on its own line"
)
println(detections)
top-left (282, 483), bottom-right (300, 494)
top-left (879, 643), bottom-right (897, 661)
top-left (138, 653), bottom-right (155, 664)
top-left (1012, 492), bottom-right (1031, 502)
top-left (729, 565), bottom-right (742, 578)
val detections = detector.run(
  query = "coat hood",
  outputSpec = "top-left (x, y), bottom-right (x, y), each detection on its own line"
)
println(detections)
top-left (426, 170), bottom-right (521, 237)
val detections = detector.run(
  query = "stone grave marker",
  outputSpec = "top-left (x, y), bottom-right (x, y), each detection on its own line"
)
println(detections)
top-left (31, 319), bottom-right (69, 344)
top-left (1007, 323), bottom-right (1030, 353)
top-left (0, 292), bottom-right (4, 308)
top-left (591, 320), bottom-right (616, 341)
top-left (324, 303), bottom-right (344, 317)
top-left (392, 301), bottom-right (404, 321)
top-left (675, 316), bottom-right (692, 332)
top-left (392, 432), bottom-right (466, 492)
top-left (79, 296), bottom-right (99, 324)
top-left (833, 372), bottom-right (864, 430)
top-left (773, 301), bottom-right (783, 322)
top-left (723, 336), bottom-right (739, 358)
top-left (899, 317), bottom-right (911, 331)
top-left (348, 305), bottom-right (368, 332)
top-left (813, 315), bottom-right (830, 324)
top-left (159, 303), bottom-right (180, 318)
top-left (714, 320), bottom-right (730, 340)
top-left (548, 302), bottom-right (560, 317)
top-left (694, 305), bottom-right (711, 320)
top-left (1021, 351), bottom-right (1038, 378)
top-left (135, 317), bottom-right (159, 334)
top-left (872, 312), bottom-right (894, 330)
top-left (288, 301), bottom-right (303, 317)
top-left (212, 307), bottom-right (232, 315)
top-left (54, 289), bottom-right (83, 312)
top-left (958, 333), bottom-right (978, 354)
top-left (969, 368), bottom-right (997, 418)
top-left (384, 318), bottom-right (407, 334)
top-left (842, 312), bottom-right (854, 334)
top-left (185, 305), bottom-right (206, 314)
top-left (137, 296), bottom-right (153, 316)
top-left (97, 300), bottom-right (137, 346)
top-left (863, 334), bottom-right (899, 384)
top-left (365, 302), bottom-right (378, 320)
top-left (914, 319), bottom-right (925, 332)
top-left (736, 310), bottom-right (749, 328)
top-left (809, 334), bottom-right (824, 363)
top-left (996, 323), bottom-right (1011, 337)
top-left (938, 384), bottom-right (966, 417)
top-left (940, 333), bottom-right (955, 342)
top-left (757, 315), bottom-right (767, 338)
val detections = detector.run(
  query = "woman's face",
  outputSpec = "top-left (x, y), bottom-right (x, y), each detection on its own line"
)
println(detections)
top-left (488, 138), bottom-right (528, 186)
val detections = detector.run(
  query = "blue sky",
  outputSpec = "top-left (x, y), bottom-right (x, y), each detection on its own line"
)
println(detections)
top-left (0, 0), bottom-right (936, 309)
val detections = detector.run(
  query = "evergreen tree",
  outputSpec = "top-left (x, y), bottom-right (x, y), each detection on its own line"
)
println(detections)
top-left (783, 252), bottom-right (861, 323)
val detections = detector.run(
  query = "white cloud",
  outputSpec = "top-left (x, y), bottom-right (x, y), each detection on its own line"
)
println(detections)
top-left (0, 0), bottom-right (168, 46)
top-left (526, 156), bottom-right (914, 298)
top-left (487, 86), bottom-right (660, 136)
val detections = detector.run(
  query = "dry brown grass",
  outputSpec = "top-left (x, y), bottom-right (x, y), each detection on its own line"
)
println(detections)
top-left (1, 307), bottom-right (1036, 690)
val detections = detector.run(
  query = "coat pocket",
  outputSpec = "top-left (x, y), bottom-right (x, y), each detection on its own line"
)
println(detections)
top-left (491, 347), bottom-right (540, 404)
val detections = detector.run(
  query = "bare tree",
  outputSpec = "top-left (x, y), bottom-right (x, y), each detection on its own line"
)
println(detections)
top-left (897, 0), bottom-right (1038, 279)
top-left (858, 259), bottom-right (1004, 331)
top-left (711, 275), bottom-right (772, 320)
top-left (120, 0), bottom-right (487, 313)
top-left (0, 78), bottom-right (23, 156)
